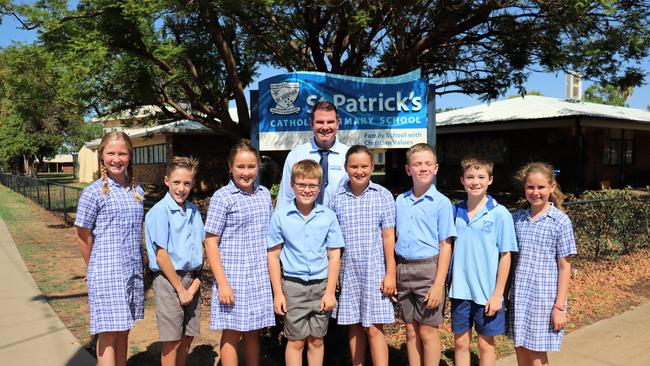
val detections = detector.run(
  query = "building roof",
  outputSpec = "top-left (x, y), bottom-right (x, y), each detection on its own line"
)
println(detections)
top-left (85, 119), bottom-right (215, 149)
top-left (437, 95), bottom-right (650, 127)
top-left (43, 154), bottom-right (74, 164)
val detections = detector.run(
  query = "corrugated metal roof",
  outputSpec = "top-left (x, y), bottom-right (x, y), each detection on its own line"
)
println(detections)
top-left (437, 95), bottom-right (650, 126)
top-left (85, 119), bottom-right (214, 149)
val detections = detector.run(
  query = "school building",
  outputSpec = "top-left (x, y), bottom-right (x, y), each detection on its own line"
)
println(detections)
top-left (78, 107), bottom-right (239, 192)
top-left (434, 95), bottom-right (650, 195)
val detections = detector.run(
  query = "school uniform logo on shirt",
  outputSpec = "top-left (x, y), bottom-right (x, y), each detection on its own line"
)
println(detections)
top-left (482, 221), bottom-right (494, 233)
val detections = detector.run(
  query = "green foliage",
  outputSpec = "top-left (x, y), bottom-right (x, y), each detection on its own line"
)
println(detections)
top-left (8, 0), bottom-right (647, 137)
top-left (0, 44), bottom-right (88, 172)
top-left (568, 189), bottom-right (650, 258)
top-left (583, 83), bottom-right (630, 106)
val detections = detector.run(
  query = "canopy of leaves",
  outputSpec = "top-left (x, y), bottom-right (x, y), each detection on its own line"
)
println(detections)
top-left (0, 44), bottom-right (97, 172)
top-left (583, 83), bottom-right (630, 107)
top-left (11, 0), bottom-right (650, 137)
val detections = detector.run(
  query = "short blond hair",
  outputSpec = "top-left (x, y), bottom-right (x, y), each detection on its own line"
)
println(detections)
top-left (460, 157), bottom-right (494, 176)
top-left (291, 159), bottom-right (322, 184)
top-left (406, 143), bottom-right (436, 164)
top-left (166, 156), bottom-right (199, 177)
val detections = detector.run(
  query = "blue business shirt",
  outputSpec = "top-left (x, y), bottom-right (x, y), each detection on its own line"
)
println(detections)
top-left (267, 201), bottom-right (345, 281)
top-left (395, 184), bottom-right (456, 260)
top-left (277, 137), bottom-right (350, 207)
top-left (448, 196), bottom-right (518, 305)
top-left (145, 192), bottom-right (205, 272)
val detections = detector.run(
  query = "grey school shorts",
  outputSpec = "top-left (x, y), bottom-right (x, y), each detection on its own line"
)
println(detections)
top-left (153, 271), bottom-right (201, 342)
top-left (282, 277), bottom-right (330, 340)
top-left (396, 256), bottom-right (445, 326)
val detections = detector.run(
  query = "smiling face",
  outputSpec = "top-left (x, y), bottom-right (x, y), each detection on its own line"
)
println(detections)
top-left (405, 150), bottom-right (438, 188)
top-left (345, 152), bottom-right (373, 191)
top-left (230, 150), bottom-right (258, 194)
top-left (311, 109), bottom-right (339, 149)
top-left (461, 166), bottom-right (493, 199)
top-left (524, 172), bottom-right (555, 210)
top-left (101, 139), bottom-right (130, 181)
top-left (164, 167), bottom-right (194, 206)
top-left (291, 175), bottom-right (320, 208)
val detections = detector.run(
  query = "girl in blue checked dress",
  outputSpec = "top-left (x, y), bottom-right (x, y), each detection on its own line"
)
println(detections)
top-left (508, 162), bottom-right (577, 366)
top-left (204, 140), bottom-right (274, 366)
top-left (75, 131), bottom-right (144, 366)
top-left (328, 145), bottom-right (396, 366)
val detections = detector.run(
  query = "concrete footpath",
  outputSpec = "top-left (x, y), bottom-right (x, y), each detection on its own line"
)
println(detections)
top-left (0, 217), bottom-right (95, 365)
top-left (497, 301), bottom-right (650, 366)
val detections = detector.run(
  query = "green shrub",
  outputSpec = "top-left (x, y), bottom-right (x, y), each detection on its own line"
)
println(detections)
top-left (567, 189), bottom-right (649, 258)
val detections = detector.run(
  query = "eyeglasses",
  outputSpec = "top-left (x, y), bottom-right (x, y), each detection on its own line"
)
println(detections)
top-left (293, 182), bottom-right (320, 191)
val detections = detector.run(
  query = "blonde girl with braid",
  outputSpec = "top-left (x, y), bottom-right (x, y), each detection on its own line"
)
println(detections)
top-left (507, 162), bottom-right (577, 366)
top-left (75, 131), bottom-right (145, 366)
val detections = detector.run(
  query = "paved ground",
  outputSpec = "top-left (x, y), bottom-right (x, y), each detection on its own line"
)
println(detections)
top-left (0, 217), bottom-right (96, 366)
top-left (497, 302), bottom-right (650, 366)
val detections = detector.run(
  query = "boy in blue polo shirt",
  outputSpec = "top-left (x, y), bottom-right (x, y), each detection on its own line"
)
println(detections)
top-left (395, 143), bottom-right (456, 366)
top-left (145, 157), bottom-right (204, 366)
top-left (449, 158), bottom-right (517, 366)
top-left (267, 159), bottom-right (344, 366)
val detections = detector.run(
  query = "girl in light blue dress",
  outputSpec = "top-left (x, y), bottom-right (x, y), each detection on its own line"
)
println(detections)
top-left (205, 140), bottom-right (275, 366)
top-left (75, 131), bottom-right (144, 366)
top-left (328, 145), bottom-right (396, 366)
top-left (508, 162), bottom-right (577, 366)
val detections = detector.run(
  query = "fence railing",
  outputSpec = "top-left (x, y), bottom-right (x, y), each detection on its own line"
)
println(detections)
top-left (1, 173), bottom-right (648, 258)
top-left (0, 173), bottom-right (84, 222)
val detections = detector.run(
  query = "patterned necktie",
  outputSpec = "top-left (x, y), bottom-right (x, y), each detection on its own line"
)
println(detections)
top-left (317, 149), bottom-right (330, 204)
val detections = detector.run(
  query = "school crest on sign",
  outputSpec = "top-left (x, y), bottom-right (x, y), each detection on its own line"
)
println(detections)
top-left (269, 82), bottom-right (301, 115)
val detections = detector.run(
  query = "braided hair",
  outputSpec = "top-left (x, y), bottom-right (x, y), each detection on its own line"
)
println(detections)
top-left (97, 131), bottom-right (143, 202)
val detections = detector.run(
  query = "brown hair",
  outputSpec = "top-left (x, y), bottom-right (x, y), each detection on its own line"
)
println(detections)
top-left (460, 157), bottom-right (494, 176)
top-left (406, 143), bottom-right (437, 164)
top-left (345, 145), bottom-right (374, 166)
top-left (228, 139), bottom-right (260, 168)
top-left (166, 156), bottom-right (199, 177)
top-left (291, 159), bottom-right (323, 184)
top-left (514, 162), bottom-right (565, 211)
top-left (310, 100), bottom-right (339, 122)
top-left (98, 131), bottom-right (143, 202)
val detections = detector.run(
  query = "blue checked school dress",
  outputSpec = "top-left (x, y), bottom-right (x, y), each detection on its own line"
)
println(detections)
top-left (508, 205), bottom-right (577, 351)
top-left (205, 181), bottom-right (275, 331)
top-left (328, 181), bottom-right (396, 327)
top-left (74, 178), bottom-right (145, 335)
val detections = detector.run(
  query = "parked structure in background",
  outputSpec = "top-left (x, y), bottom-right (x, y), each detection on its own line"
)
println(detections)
top-left (435, 95), bottom-right (650, 195)
top-left (38, 154), bottom-right (74, 174)
top-left (77, 107), bottom-right (240, 192)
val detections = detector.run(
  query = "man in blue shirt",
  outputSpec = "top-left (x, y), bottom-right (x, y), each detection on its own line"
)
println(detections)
top-left (395, 143), bottom-right (456, 366)
top-left (277, 101), bottom-right (350, 207)
top-left (267, 159), bottom-right (344, 366)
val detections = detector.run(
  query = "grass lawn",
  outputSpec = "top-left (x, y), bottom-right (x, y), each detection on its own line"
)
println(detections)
top-left (2, 183), bottom-right (650, 365)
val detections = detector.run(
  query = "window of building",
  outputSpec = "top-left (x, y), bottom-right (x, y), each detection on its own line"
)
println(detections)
top-left (133, 144), bottom-right (166, 164)
top-left (603, 130), bottom-right (633, 166)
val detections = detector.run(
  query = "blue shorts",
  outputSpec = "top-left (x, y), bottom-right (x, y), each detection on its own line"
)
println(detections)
top-left (451, 298), bottom-right (505, 336)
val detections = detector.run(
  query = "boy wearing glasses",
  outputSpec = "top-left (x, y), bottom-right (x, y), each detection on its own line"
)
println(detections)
top-left (267, 159), bottom-right (345, 366)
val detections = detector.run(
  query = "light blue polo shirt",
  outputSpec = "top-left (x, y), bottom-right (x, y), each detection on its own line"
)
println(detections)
top-left (395, 185), bottom-right (456, 260)
top-left (276, 137), bottom-right (349, 208)
top-left (145, 192), bottom-right (205, 272)
top-left (448, 196), bottom-right (518, 305)
top-left (267, 201), bottom-right (345, 281)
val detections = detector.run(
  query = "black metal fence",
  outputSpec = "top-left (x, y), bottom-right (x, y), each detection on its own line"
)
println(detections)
top-left (0, 173), bottom-right (83, 223)
top-left (1, 173), bottom-right (648, 258)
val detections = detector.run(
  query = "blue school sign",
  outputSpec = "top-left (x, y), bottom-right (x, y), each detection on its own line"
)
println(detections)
top-left (258, 70), bottom-right (428, 150)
